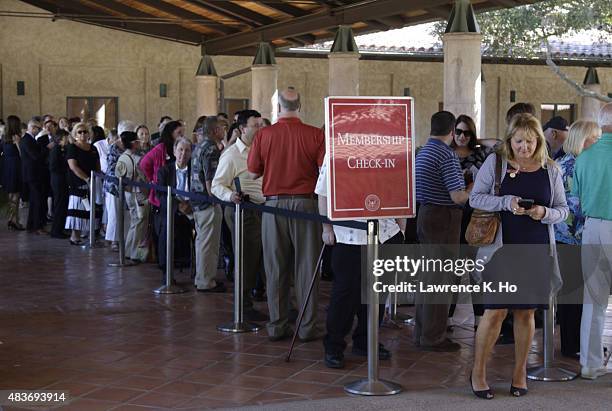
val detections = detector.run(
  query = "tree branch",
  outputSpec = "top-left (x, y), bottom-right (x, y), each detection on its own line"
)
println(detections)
top-left (544, 39), bottom-right (612, 103)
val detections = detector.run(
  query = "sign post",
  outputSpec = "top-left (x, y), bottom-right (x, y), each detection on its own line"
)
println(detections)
top-left (325, 97), bottom-right (415, 396)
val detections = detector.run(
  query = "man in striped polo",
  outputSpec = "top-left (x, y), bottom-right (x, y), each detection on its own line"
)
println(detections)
top-left (414, 111), bottom-right (470, 352)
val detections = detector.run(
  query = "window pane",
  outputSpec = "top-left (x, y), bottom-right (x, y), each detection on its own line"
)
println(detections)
top-left (540, 104), bottom-right (555, 125)
top-left (555, 104), bottom-right (575, 124)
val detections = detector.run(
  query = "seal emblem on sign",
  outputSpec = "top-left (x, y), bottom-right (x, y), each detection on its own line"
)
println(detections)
top-left (365, 194), bottom-right (381, 211)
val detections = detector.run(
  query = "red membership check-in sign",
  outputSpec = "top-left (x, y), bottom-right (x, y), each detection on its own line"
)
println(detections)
top-left (325, 97), bottom-right (415, 220)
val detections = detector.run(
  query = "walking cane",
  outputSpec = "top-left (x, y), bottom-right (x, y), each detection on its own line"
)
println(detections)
top-left (286, 244), bottom-right (326, 362)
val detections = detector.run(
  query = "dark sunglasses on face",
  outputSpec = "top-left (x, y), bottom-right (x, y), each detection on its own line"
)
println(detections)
top-left (455, 129), bottom-right (473, 138)
top-left (77, 129), bottom-right (88, 134)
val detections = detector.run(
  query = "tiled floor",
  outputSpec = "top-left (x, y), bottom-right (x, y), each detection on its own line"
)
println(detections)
top-left (0, 226), bottom-right (610, 410)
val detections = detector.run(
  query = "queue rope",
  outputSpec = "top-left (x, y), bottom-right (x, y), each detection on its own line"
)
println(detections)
top-left (94, 172), bottom-right (368, 230)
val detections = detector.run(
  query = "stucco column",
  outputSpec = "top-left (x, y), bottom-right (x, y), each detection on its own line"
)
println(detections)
top-left (251, 43), bottom-right (278, 121)
top-left (328, 26), bottom-right (360, 96)
top-left (251, 65), bottom-right (278, 121)
top-left (195, 52), bottom-right (219, 116)
top-left (196, 75), bottom-right (219, 116)
top-left (581, 67), bottom-right (602, 121)
top-left (443, 32), bottom-right (483, 135)
top-left (328, 53), bottom-right (360, 96)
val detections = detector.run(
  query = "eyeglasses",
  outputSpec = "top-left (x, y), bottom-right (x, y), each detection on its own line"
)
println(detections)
top-left (455, 129), bottom-right (474, 138)
top-left (77, 130), bottom-right (88, 134)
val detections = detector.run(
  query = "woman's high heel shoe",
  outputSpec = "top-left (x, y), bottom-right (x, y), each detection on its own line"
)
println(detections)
top-left (8, 221), bottom-right (25, 231)
top-left (470, 372), bottom-right (494, 399)
top-left (510, 381), bottom-right (528, 397)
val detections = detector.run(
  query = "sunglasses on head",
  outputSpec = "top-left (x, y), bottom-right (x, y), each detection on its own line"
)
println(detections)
top-left (455, 129), bottom-right (474, 138)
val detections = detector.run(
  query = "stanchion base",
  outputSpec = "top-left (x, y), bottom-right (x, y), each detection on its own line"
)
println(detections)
top-left (217, 322), bottom-right (261, 333)
top-left (108, 260), bottom-right (137, 267)
top-left (390, 312), bottom-right (412, 321)
top-left (344, 378), bottom-right (402, 396)
top-left (527, 365), bottom-right (578, 381)
top-left (81, 242), bottom-right (104, 249)
top-left (153, 284), bottom-right (188, 294)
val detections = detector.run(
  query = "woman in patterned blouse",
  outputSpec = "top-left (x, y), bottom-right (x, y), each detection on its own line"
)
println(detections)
top-left (555, 120), bottom-right (601, 359)
top-left (449, 115), bottom-right (496, 331)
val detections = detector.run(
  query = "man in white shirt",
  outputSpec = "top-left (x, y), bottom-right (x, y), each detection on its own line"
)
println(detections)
top-left (315, 154), bottom-right (404, 369)
top-left (211, 110), bottom-right (268, 322)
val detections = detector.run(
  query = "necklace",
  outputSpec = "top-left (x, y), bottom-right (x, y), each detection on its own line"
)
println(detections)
top-left (509, 162), bottom-right (536, 178)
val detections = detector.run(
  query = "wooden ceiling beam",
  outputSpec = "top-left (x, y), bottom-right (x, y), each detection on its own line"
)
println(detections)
top-left (21, 0), bottom-right (203, 43)
top-left (203, 0), bottom-right (451, 54)
top-left (126, 0), bottom-right (239, 34)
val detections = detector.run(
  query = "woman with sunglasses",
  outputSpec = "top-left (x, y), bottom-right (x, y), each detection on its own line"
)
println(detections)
top-left (448, 115), bottom-right (496, 331)
top-left (65, 123), bottom-right (100, 245)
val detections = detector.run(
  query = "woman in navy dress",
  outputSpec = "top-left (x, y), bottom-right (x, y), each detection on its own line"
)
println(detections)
top-left (469, 114), bottom-right (568, 399)
top-left (1, 115), bottom-right (24, 230)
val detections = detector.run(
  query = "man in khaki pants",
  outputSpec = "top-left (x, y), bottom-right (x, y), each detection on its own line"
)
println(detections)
top-left (211, 109), bottom-right (268, 322)
top-left (248, 87), bottom-right (325, 341)
top-left (191, 117), bottom-right (226, 293)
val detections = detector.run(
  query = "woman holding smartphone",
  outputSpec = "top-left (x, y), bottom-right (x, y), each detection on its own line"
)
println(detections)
top-left (468, 113), bottom-right (568, 399)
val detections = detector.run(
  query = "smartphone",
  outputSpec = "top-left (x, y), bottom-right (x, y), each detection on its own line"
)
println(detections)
top-left (518, 199), bottom-right (535, 210)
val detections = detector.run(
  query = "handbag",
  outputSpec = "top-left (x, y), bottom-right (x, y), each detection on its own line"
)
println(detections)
top-left (465, 153), bottom-right (502, 246)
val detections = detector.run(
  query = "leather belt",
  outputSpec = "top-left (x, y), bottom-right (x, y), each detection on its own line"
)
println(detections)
top-left (266, 194), bottom-right (315, 200)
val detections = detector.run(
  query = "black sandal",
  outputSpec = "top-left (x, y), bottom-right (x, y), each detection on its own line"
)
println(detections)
top-left (470, 372), bottom-right (494, 399)
top-left (510, 381), bottom-right (528, 397)
top-left (69, 239), bottom-right (83, 246)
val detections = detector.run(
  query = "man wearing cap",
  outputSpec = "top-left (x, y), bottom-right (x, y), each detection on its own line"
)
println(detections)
top-left (116, 131), bottom-right (148, 262)
top-left (248, 87), bottom-right (325, 341)
top-left (543, 116), bottom-right (569, 160)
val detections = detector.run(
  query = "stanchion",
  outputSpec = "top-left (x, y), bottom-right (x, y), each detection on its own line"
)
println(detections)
top-left (527, 296), bottom-right (578, 381)
top-left (217, 202), bottom-right (260, 333)
top-left (389, 271), bottom-right (412, 322)
top-left (82, 171), bottom-right (103, 249)
top-left (154, 186), bottom-right (187, 294)
top-left (345, 220), bottom-right (402, 396)
top-left (108, 176), bottom-right (135, 267)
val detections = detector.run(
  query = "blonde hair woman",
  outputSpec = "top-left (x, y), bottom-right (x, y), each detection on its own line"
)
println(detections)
top-left (554, 120), bottom-right (601, 358)
top-left (469, 114), bottom-right (568, 399)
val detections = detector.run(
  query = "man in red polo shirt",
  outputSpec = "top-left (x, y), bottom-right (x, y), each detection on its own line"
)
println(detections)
top-left (248, 87), bottom-right (324, 341)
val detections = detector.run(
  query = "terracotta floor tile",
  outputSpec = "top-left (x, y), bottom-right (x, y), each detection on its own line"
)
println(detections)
top-left (44, 380), bottom-right (102, 397)
top-left (247, 390), bottom-right (307, 404)
top-left (84, 387), bottom-right (145, 402)
top-left (153, 380), bottom-right (213, 396)
top-left (111, 375), bottom-right (170, 391)
top-left (111, 405), bottom-right (168, 411)
top-left (268, 380), bottom-right (329, 396)
top-left (201, 385), bottom-right (261, 403)
top-left (126, 392), bottom-right (192, 408)
top-left (290, 370), bottom-right (344, 385)
top-left (56, 398), bottom-right (119, 411)
top-left (245, 366), bottom-right (300, 379)
top-left (181, 370), bottom-right (234, 385)
top-left (225, 374), bottom-right (282, 390)
top-left (176, 397), bottom-right (242, 409)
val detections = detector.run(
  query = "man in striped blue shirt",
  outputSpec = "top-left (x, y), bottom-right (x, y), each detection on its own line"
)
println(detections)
top-left (414, 111), bottom-right (470, 352)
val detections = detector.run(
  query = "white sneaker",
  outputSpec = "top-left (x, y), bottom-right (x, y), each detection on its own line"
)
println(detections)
top-left (581, 367), bottom-right (608, 380)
